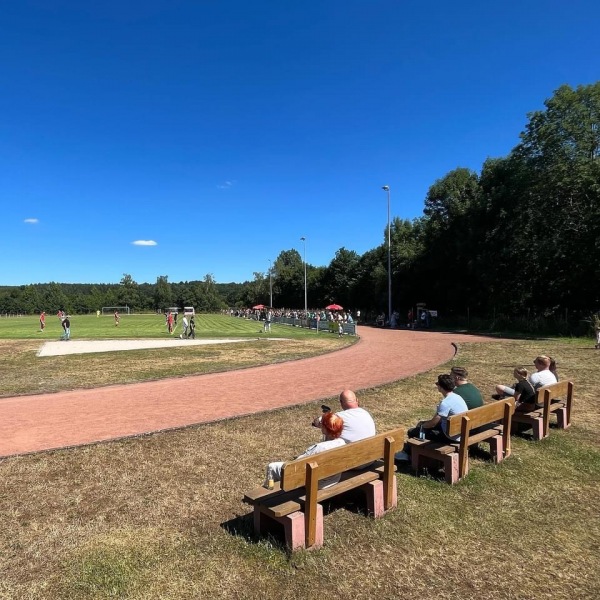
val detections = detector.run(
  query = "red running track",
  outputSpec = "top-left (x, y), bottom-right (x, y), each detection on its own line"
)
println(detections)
top-left (0, 328), bottom-right (498, 458)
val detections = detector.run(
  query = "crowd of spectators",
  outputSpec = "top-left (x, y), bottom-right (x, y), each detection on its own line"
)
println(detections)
top-left (224, 307), bottom-right (356, 324)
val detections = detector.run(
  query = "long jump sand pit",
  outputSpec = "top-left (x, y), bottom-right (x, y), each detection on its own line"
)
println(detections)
top-left (36, 338), bottom-right (286, 357)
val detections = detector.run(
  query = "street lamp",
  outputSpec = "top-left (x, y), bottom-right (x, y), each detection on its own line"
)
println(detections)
top-left (268, 259), bottom-right (273, 308)
top-left (300, 236), bottom-right (307, 312)
top-left (382, 185), bottom-right (392, 326)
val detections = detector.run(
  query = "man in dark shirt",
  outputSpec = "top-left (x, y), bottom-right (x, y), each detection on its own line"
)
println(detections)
top-left (450, 366), bottom-right (483, 409)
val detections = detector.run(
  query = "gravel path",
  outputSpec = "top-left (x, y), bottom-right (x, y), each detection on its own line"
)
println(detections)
top-left (0, 327), bottom-right (501, 458)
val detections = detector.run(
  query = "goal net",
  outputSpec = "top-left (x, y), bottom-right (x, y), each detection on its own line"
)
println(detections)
top-left (101, 306), bottom-right (130, 315)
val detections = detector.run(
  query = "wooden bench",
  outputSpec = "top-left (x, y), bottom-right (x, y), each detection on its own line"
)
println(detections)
top-left (242, 427), bottom-right (404, 551)
top-left (406, 398), bottom-right (515, 484)
top-left (511, 381), bottom-right (574, 440)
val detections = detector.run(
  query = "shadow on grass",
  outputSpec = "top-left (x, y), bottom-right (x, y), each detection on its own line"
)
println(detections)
top-left (221, 489), bottom-right (380, 553)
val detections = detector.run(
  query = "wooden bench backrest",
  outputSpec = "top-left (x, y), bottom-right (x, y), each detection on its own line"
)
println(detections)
top-left (538, 381), bottom-right (574, 437)
top-left (535, 380), bottom-right (572, 404)
top-left (280, 427), bottom-right (404, 492)
top-left (446, 398), bottom-right (515, 438)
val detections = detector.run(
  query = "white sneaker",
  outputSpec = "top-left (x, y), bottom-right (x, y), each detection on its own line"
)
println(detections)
top-left (395, 451), bottom-right (410, 461)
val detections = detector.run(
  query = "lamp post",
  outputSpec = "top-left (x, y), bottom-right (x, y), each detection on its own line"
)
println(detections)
top-left (268, 259), bottom-right (273, 308)
top-left (382, 185), bottom-right (392, 326)
top-left (300, 236), bottom-right (307, 312)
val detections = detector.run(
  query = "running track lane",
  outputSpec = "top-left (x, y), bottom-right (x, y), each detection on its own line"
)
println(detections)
top-left (0, 328), bottom-right (499, 458)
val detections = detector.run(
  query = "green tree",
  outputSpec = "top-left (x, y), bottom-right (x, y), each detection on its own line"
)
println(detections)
top-left (323, 248), bottom-right (360, 307)
top-left (154, 275), bottom-right (172, 311)
top-left (117, 274), bottom-right (141, 310)
top-left (273, 249), bottom-right (304, 308)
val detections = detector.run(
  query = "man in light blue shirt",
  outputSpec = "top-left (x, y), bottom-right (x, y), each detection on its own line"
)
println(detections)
top-left (395, 374), bottom-right (468, 461)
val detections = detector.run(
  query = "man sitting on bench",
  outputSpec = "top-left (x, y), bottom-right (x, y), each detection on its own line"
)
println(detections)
top-left (395, 374), bottom-right (468, 461)
top-left (312, 389), bottom-right (376, 443)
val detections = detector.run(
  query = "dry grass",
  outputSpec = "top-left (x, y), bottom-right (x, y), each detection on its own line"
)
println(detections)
top-left (0, 336), bottom-right (354, 397)
top-left (0, 338), bottom-right (599, 599)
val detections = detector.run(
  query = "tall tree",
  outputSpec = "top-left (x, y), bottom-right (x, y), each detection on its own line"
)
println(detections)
top-left (154, 275), bottom-right (172, 311)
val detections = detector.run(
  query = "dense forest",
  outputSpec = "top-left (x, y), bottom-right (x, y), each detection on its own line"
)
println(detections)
top-left (2, 83), bottom-right (599, 331)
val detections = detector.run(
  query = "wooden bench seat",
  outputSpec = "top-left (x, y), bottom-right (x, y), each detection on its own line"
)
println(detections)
top-left (407, 398), bottom-right (515, 484)
top-left (512, 381), bottom-right (573, 440)
top-left (242, 427), bottom-right (404, 551)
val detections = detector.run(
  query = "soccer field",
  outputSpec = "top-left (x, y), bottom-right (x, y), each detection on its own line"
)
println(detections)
top-left (0, 313), bottom-right (319, 340)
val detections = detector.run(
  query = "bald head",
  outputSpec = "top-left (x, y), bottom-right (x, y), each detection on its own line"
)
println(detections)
top-left (339, 389), bottom-right (359, 410)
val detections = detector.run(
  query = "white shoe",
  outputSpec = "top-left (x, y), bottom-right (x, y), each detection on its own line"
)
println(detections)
top-left (395, 451), bottom-right (410, 461)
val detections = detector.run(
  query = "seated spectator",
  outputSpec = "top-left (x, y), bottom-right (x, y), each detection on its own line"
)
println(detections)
top-left (395, 374), bottom-right (468, 461)
top-left (510, 367), bottom-right (537, 412)
top-left (264, 412), bottom-right (345, 489)
top-left (493, 355), bottom-right (558, 399)
top-left (313, 389), bottom-right (376, 443)
top-left (450, 366), bottom-right (483, 409)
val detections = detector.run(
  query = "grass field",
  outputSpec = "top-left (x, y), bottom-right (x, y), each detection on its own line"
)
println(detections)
top-left (0, 314), bottom-right (355, 397)
top-left (0, 313), bottom-right (326, 341)
top-left (1, 335), bottom-right (599, 599)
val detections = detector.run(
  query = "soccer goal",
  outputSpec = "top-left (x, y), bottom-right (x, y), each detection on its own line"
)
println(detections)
top-left (101, 306), bottom-right (130, 315)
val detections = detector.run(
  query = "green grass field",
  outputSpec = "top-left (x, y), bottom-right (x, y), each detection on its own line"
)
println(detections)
top-left (0, 313), bottom-right (324, 341)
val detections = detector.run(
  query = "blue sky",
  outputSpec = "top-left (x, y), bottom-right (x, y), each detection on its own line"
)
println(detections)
top-left (2, 0), bottom-right (598, 286)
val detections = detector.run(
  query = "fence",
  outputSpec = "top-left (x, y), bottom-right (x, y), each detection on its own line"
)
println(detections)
top-left (273, 316), bottom-right (357, 336)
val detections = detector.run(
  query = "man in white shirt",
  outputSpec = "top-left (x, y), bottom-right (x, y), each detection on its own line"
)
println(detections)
top-left (313, 389), bottom-right (376, 443)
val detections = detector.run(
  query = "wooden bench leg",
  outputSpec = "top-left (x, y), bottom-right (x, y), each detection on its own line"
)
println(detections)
top-left (556, 407), bottom-right (570, 429)
top-left (364, 478), bottom-right (397, 518)
top-left (412, 447), bottom-right (460, 484)
top-left (531, 417), bottom-right (545, 440)
top-left (281, 510), bottom-right (312, 551)
top-left (443, 453), bottom-right (460, 484)
top-left (253, 507), bottom-right (323, 551)
top-left (489, 434), bottom-right (504, 464)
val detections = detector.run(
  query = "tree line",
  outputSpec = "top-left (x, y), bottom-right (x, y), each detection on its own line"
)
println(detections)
top-left (2, 83), bottom-right (598, 332)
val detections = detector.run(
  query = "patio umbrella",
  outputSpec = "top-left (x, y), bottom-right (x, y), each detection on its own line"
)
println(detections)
top-left (325, 304), bottom-right (343, 311)
top-left (252, 304), bottom-right (266, 310)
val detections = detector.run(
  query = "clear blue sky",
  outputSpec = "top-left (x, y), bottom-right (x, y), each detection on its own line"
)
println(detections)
top-left (2, 0), bottom-right (598, 286)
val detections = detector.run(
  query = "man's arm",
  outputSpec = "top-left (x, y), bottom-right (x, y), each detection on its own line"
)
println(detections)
top-left (419, 413), bottom-right (441, 430)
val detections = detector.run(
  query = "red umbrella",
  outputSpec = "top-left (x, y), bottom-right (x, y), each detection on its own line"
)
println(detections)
top-left (252, 304), bottom-right (266, 310)
top-left (326, 304), bottom-right (343, 311)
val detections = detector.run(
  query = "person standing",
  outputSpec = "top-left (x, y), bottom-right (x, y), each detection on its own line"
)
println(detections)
top-left (114, 310), bottom-right (120, 327)
top-left (39, 311), bottom-right (46, 332)
top-left (182, 314), bottom-right (189, 338)
top-left (61, 315), bottom-right (71, 341)
top-left (187, 315), bottom-right (196, 339)
top-left (167, 312), bottom-right (174, 334)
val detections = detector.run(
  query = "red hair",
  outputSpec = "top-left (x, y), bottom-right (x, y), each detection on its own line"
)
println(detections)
top-left (321, 412), bottom-right (344, 439)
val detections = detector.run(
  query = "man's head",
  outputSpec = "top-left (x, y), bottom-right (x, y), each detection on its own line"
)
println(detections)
top-left (339, 389), bottom-right (359, 410)
top-left (435, 374), bottom-right (456, 393)
top-left (450, 366), bottom-right (468, 384)
top-left (534, 355), bottom-right (551, 370)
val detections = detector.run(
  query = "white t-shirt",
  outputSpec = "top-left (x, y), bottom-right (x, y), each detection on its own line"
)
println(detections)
top-left (529, 370), bottom-right (557, 389)
top-left (337, 407), bottom-right (376, 443)
top-left (297, 438), bottom-right (346, 488)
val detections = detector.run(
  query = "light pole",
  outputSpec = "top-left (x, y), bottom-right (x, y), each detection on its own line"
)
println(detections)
top-left (268, 259), bottom-right (273, 308)
top-left (300, 236), bottom-right (307, 312)
top-left (382, 185), bottom-right (392, 326)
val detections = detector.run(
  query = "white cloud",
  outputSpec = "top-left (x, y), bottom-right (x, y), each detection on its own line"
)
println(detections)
top-left (131, 240), bottom-right (157, 246)
top-left (24, 218), bottom-right (39, 224)
top-left (217, 180), bottom-right (235, 189)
